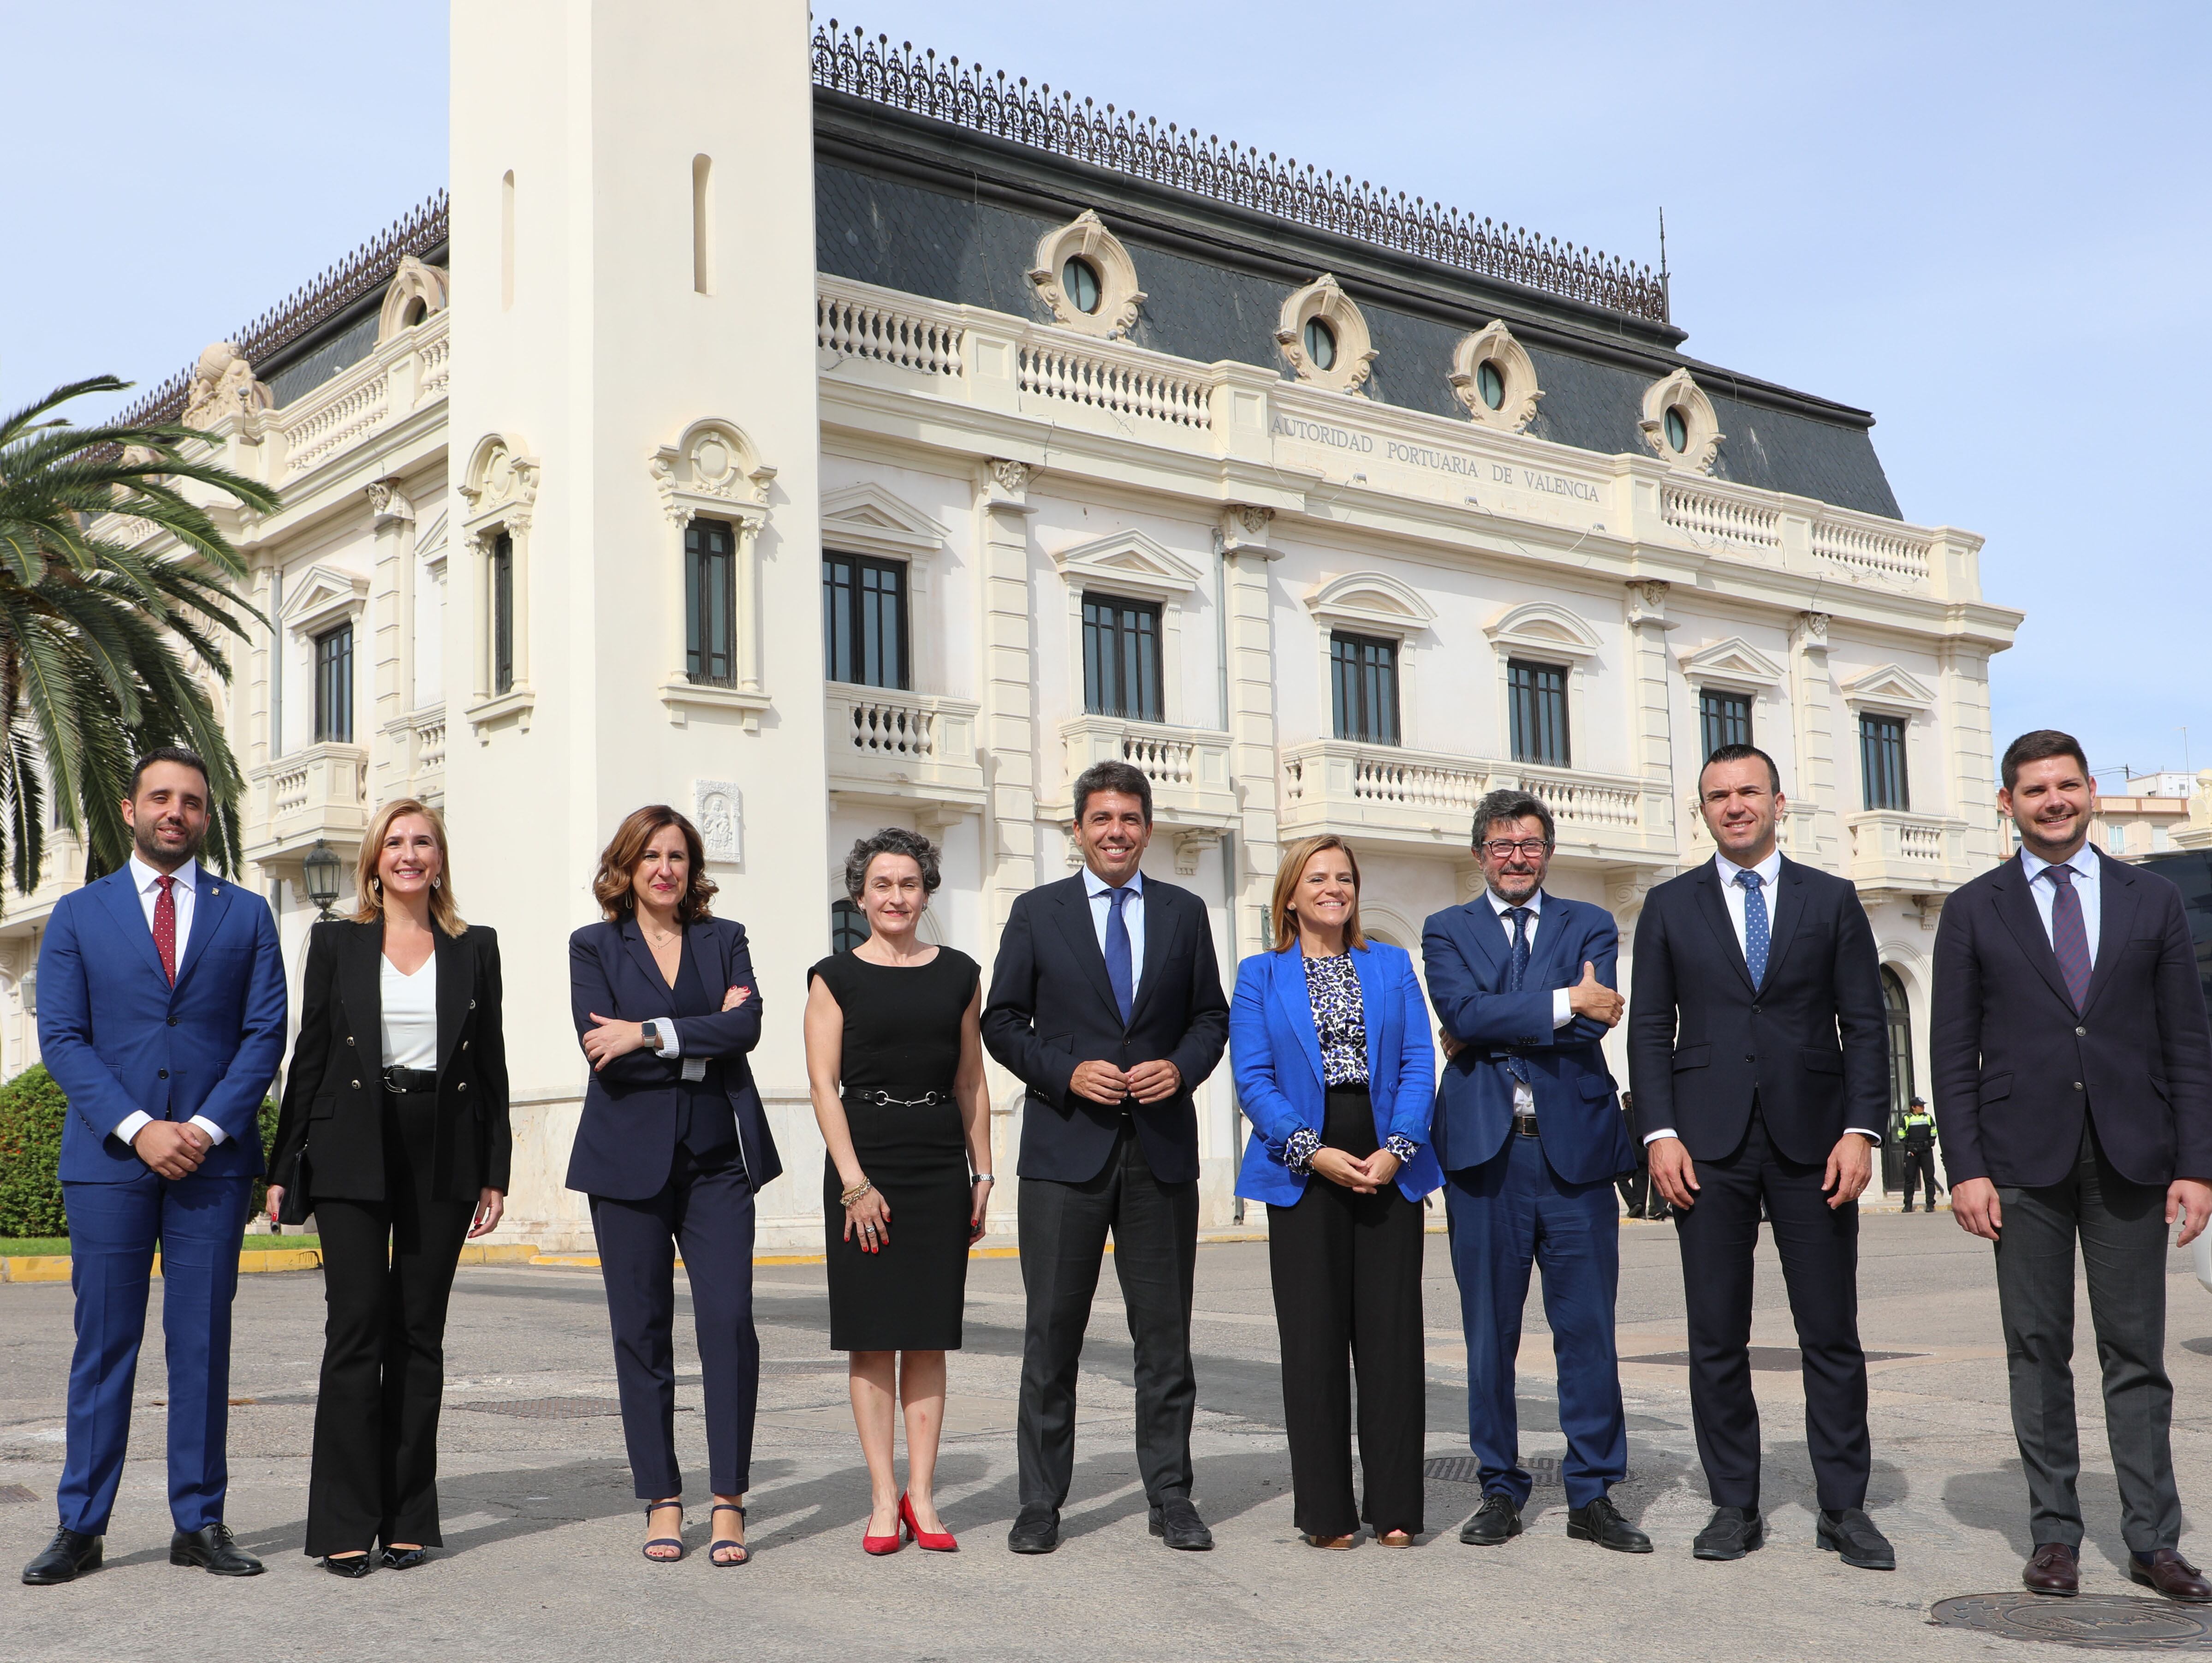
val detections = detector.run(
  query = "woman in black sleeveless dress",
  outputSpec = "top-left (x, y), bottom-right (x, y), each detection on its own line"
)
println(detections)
top-left (803, 828), bottom-right (993, 1556)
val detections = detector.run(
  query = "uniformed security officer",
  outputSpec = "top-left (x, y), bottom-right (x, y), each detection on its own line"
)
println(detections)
top-left (1899, 1096), bottom-right (1941, 1213)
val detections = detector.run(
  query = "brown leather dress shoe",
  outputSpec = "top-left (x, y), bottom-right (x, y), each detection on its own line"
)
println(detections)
top-left (2023, 1542), bottom-right (2079, 1596)
top-left (2130, 1550), bottom-right (2212, 1603)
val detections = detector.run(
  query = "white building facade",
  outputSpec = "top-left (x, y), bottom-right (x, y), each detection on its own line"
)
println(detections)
top-left (0, 3), bottom-right (2022, 1247)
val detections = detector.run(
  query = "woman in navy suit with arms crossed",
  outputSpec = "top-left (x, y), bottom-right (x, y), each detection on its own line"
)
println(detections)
top-left (1232, 834), bottom-right (1440, 1549)
top-left (569, 805), bottom-right (782, 1568)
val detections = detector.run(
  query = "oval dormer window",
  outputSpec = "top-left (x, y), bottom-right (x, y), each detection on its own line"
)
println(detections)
top-left (1061, 256), bottom-right (1102, 315)
top-left (1665, 405), bottom-right (1689, 453)
top-left (1304, 316), bottom-right (1338, 372)
top-left (1476, 359), bottom-right (1505, 411)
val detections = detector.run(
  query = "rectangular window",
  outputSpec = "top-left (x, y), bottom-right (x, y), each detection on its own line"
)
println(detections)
top-left (1506, 659), bottom-right (1570, 767)
top-left (313, 623), bottom-right (353, 744)
top-left (687, 518), bottom-right (737, 687)
top-left (1330, 632), bottom-right (1401, 745)
top-left (1081, 594), bottom-right (1163, 723)
top-left (1860, 713), bottom-right (1909, 811)
top-left (821, 549), bottom-right (910, 690)
top-left (490, 532), bottom-right (515, 695)
top-left (1699, 689), bottom-right (1753, 758)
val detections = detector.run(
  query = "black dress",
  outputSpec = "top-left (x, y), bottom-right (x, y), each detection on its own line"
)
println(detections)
top-left (809, 948), bottom-right (979, 1351)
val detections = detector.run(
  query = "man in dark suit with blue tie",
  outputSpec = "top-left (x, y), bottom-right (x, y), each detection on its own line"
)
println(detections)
top-left (22, 751), bottom-right (287, 1586)
top-left (1423, 788), bottom-right (1646, 1554)
top-left (1933, 731), bottom-right (2212, 1602)
top-left (1629, 744), bottom-right (1893, 1569)
top-left (982, 761), bottom-right (1229, 1555)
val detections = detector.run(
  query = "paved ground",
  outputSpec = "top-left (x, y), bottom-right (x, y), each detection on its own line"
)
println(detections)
top-left (6, 1210), bottom-right (2212, 1662)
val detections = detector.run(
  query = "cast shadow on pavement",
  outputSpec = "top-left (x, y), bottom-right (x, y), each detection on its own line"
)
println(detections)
top-left (1941, 1462), bottom-right (2168, 1568)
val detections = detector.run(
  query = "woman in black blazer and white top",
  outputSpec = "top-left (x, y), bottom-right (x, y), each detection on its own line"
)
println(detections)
top-left (568, 805), bottom-right (782, 1568)
top-left (266, 798), bottom-right (510, 1575)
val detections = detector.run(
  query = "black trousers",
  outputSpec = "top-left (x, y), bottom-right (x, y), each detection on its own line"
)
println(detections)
top-left (1994, 1118), bottom-right (2179, 1552)
top-left (1267, 1088), bottom-right (1425, 1536)
top-left (306, 1092), bottom-right (475, 1556)
top-left (590, 1143), bottom-right (757, 1499)
top-left (1017, 1120), bottom-right (1199, 1510)
top-left (1900, 1148), bottom-right (1942, 1211)
top-left (1675, 1106), bottom-right (1868, 1512)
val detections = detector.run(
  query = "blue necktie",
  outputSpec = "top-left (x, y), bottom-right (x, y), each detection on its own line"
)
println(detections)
top-left (1104, 886), bottom-right (1135, 1027)
top-left (1739, 871), bottom-right (1769, 987)
top-left (2046, 865), bottom-right (2093, 1010)
top-left (1504, 908), bottom-right (1532, 1084)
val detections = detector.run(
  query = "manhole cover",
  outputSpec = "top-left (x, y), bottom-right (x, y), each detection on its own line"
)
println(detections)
top-left (0, 1483), bottom-right (37, 1505)
top-left (457, 1398), bottom-right (627, 1419)
top-left (1625, 1347), bottom-right (1922, 1371)
top-left (1930, 1592), bottom-right (2212, 1649)
top-left (1423, 1456), bottom-right (1624, 1487)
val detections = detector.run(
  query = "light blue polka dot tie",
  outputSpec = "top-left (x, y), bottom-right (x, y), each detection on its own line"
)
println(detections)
top-left (1739, 870), bottom-right (1769, 987)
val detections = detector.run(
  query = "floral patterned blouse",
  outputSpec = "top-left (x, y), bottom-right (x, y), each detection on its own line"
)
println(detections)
top-left (1282, 951), bottom-right (1421, 1178)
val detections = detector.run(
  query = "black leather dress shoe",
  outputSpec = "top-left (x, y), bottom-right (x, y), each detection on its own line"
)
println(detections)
top-left (2131, 1550), bottom-right (2212, 1603)
top-left (1007, 1506), bottom-right (1060, 1555)
top-left (1458, 1493), bottom-right (1522, 1547)
top-left (319, 1552), bottom-right (375, 1579)
top-left (22, 1528), bottom-right (101, 1586)
top-left (170, 1523), bottom-right (265, 1576)
top-left (381, 1545), bottom-right (433, 1571)
top-left (1149, 1498), bottom-right (1213, 1551)
top-left (1567, 1495), bottom-right (1653, 1554)
top-left (1693, 1506), bottom-right (1765, 1561)
top-left (1817, 1508), bottom-right (1896, 1570)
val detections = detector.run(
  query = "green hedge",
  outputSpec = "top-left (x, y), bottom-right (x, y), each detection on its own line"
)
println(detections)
top-left (0, 1067), bottom-right (281, 1236)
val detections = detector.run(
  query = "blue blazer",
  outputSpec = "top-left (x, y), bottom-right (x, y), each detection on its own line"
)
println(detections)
top-left (39, 865), bottom-right (287, 1184)
top-left (1421, 891), bottom-right (1634, 1185)
top-left (565, 916), bottom-right (783, 1202)
top-left (1231, 942), bottom-right (1442, 1205)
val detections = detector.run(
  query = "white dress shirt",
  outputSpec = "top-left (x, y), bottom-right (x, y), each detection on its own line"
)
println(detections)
top-left (1083, 866), bottom-right (1147, 1001)
top-left (1644, 848), bottom-right (1877, 1146)
top-left (380, 954), bottom-right (438, 1070)
top-left (2019, 842), bottom-right (2101, 966)
top-left (112, 856), bottom-right (228, 1149)
top-left (1483, 887), bottom-right (1575, 1113)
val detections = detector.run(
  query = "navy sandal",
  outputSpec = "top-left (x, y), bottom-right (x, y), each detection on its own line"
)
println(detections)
top-left (709, 1504), bottom-right (749, 1567)
top-left (642, 1499), bottom-right (684, 1563)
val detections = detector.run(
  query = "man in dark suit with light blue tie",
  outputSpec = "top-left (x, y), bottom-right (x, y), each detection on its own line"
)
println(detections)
top-left (1422, 788), bottom-right (1647, 1554)
top-left (1933, 730), bottom-right (2212, 1601)
top-left (23, 750), bottom-right (287, 1586)
top-left (983, 760), bottom-right (1229, 1555)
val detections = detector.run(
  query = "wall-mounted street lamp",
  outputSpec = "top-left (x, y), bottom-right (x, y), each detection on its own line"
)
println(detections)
top-left (302, 839), bottom-right (343, 922)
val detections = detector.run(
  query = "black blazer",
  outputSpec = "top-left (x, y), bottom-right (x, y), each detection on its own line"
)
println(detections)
top-left (268, 920), bottom-right (511, 1204)
top-left (981, 873), bottom-right (1228, 1185)
top-left (1627, 856), bottom-right (1888, 1165)
top-left (1931, 849), bottom-right (2212, 1189)
top-left (565, 915), bottom-right (783, 1202)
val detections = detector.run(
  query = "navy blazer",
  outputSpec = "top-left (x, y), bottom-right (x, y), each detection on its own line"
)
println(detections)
top-left (981, 873), bottom-right (1229, 1185)
top-left (39, 864), bottom-right (287, 1184)
top-left (1626, 856), bottom-right (1888, 1166)
top-left (1422, 891), bottom-right (1632, 1184)
top-left (1931, 849), bottom-right (2212, 1189)
top-left (1230, 942), bottom-right (1441, 1205)
top-left (565, 916), bottom-right (782, 1201)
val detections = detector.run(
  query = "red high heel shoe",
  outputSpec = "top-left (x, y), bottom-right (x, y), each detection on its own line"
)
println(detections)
top-left (899, 1493), bottom-right (958, 1552)
top-left (863, 1501), bottom-right (903, 1556)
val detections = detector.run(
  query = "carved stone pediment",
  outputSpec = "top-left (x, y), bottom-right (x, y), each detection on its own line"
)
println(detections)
top-left (180, 341), bottom-right (272, 430)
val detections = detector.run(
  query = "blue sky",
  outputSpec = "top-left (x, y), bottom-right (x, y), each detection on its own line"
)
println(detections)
top-left (6, 2), bottom-right (2204, 781)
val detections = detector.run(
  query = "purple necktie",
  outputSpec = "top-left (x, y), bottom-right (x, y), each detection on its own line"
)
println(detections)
top-left (2046, 865), bottom-right (2091, 1010)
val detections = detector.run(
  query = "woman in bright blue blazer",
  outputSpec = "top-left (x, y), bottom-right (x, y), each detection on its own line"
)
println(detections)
top-left (1232, 835), bottom-right (1439, 1549)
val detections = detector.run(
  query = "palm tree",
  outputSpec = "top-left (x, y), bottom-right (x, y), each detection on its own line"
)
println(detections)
top-left (0, 375), bottom-right (277, 892)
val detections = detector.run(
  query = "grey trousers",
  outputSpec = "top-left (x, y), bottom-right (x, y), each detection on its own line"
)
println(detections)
top-left (1016, 1122), bottom-right (1200, 1511)
top-left (1993, 1118), bottom-right (2180, 1553)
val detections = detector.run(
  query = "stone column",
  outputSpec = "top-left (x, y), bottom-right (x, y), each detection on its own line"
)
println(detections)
top-left (978, 460), bottom-right (1041, 928)
top-left (1623, 580), bottom-right (1678, 860)
top-left (1791, 611), bottom-right (1842, 863)
top-left (1938, 641), bottom-right (1998, 867)
top-left (1219, 506), bottom-right (1280, 955)
top-left (367, 480), bottom-right (415, 800)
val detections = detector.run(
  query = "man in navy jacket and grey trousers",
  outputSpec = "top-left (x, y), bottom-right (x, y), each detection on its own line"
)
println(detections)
top-left (1933, 730), bottom-right (2212, 1602)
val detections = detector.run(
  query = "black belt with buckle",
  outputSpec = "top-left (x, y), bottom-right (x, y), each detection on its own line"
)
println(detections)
top-left (1512, 1111), bottom-right (1540, 1138)
top-left (382, 1066), bottom-right (439, 1094)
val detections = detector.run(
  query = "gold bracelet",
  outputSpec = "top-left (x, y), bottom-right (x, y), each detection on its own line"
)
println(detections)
top-left (840, 1179), bottom-right (873, 1206)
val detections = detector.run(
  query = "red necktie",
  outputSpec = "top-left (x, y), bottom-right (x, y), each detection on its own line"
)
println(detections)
top-left (153, 875), bottom-right (177, 986)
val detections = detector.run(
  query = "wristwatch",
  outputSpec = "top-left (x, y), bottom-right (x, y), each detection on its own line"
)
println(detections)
top-left (640, 1020), bottom-right (662, 1049)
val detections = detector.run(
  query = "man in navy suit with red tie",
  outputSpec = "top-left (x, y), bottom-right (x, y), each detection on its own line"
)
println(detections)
top-left (22, 751), bottom-right (286, 1586)
top-left (1933, 731), bottom-right (2212, 1601)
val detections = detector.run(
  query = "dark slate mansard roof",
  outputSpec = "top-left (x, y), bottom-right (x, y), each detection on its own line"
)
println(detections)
top-left (811, 30), bottom-right (1902, 519)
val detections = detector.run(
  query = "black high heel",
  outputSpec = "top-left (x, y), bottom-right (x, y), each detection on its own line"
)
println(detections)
top-left (319, 1550), bottom-right (374, 1579)
top-left (642, 1499), bottom-right (685, 1563)
top-left (709, 1503), bottom-right (749, 1567)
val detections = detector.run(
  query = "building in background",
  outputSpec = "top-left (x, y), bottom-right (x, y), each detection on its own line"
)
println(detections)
top-left (0, 4), bottom-right (2022, 1240)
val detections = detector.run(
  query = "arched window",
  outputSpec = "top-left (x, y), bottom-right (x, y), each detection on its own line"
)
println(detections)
top-left (831, 899), bottom-right (868, 954)
top-left (1880, 967), bottom-right (1914, 1193)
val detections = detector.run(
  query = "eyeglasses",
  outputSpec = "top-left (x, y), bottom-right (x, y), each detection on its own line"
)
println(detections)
top-left (1479, 839), bottom-right (1550, 859)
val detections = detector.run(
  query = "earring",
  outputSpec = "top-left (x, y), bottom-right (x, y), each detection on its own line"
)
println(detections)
top-left (431, 876), bottom-right (441, 889)
top-left (371, 876), bottom-right (382, 891)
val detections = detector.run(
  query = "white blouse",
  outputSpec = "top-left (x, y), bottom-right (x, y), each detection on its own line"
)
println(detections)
top-left (380, 954), bottom-right (438, 1071)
